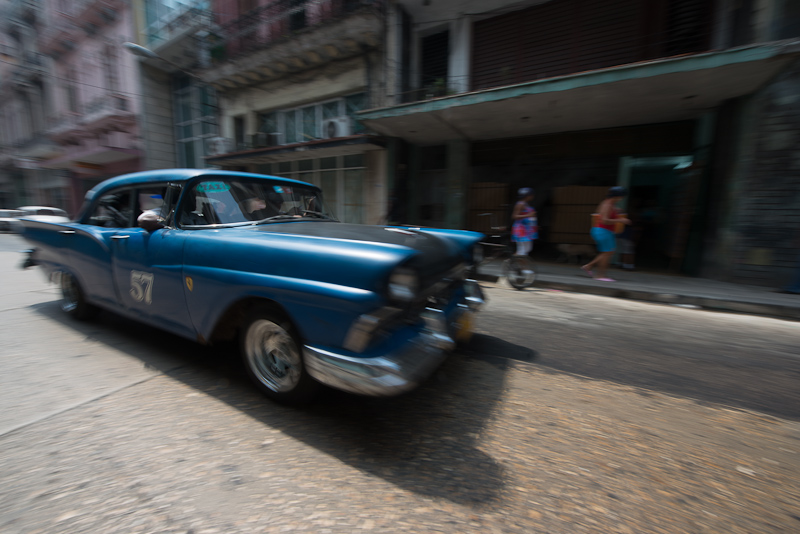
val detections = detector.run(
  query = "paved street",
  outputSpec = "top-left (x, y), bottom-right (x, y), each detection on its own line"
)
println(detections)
top-left (1, 233), bottom-right (799, 533)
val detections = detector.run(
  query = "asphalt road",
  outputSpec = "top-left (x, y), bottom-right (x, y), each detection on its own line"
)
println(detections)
top-left (1, 233), bottom-right (799, 533)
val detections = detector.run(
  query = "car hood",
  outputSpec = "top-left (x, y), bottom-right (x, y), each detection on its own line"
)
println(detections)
top-left (253, 221), bottom-right (448, 252)
top-left (184, 221), bottom-right (480, 293)
top-left (255, 222), bottom-right (463, 283)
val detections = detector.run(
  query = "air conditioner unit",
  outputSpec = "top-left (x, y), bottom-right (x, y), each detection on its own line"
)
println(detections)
top-left (206, 137), bottom-right (233, 156)
top-left (322, 117), bottom-right (352, 139)
top-left (251, 132), bottom-right (283, 148)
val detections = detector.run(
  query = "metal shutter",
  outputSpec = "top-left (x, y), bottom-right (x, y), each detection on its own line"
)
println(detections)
top-left (472, 0), bottom-right (711, 92)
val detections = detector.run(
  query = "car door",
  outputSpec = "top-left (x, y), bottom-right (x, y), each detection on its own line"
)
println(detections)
top-left (68, 188), bottom-right (136, 310)
top-left (108, 184), bottom-right (196, 340)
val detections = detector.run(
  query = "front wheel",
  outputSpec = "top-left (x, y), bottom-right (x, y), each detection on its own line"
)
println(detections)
top-left (60, 272), bottom-right (98, 320)
top-left (240, 306), bottom-right (318, 404)
top-left (503, 256), bottom-right (536, 290)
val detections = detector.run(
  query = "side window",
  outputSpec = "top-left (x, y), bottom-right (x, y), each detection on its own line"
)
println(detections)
top-left (161, 184), bottom-right (182, 226)
top-left (179, 184), bottom-right (218, 226)
top-left (135, 186), bottom-right (169, 221)
top-left (88, 190), bottom-right (133, 228)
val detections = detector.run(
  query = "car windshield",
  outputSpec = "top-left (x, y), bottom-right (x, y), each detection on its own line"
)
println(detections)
top-left (178, 177), bottom-right (337, 227)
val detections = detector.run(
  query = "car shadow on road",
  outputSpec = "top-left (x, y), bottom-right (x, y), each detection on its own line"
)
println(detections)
top-left (31, 301), bottom-right (526, 508)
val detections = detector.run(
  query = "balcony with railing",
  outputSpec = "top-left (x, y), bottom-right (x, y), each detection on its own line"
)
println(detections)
top-left (38, 0), bottom-right (122, 56)
top-left (38, 16), bottom-right (80, 55)
top-left (393, 0), bottom-right (718, 106)
top-left (80, 93), bottom-right (134, 130)
top-left (46, 93), bottom-right (135, 141)
top-left (201, 0), bottom-right (384, 89)
top-left (146, 1), bottom-right (211, 50)
top-left (361, 1), bottom-right (798, 146)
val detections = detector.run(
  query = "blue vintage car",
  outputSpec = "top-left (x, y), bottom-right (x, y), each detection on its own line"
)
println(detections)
top-left (21, 169), bottom-right (484, 403)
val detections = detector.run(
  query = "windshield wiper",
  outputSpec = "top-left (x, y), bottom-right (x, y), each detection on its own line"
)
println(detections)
top-left (300, 210), bottom-right (334, 220)
top-left (260, 214), bottom-right (300, 222)
top-left (258, 211), bottom-right (335, 223)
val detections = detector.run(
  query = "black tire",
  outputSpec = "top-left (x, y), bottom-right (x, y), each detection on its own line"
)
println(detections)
top-left (504, 256), bottom-right (536, 290)
top-left (60, 272), bottom-right (99, 320)
top-left (239, 305), bottom-right (319, 405)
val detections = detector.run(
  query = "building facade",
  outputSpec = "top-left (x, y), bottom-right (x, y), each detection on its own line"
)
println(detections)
top-left (35, 0), bottom-right (145, 215)
top-left (129, 0), bottom-right (217, 171)
top-left (360, 0), bottom-right (800, 285)
top-left (197, 0), bottom-right (390, 225)
top-left (0, 0), bottom-right (64, 210)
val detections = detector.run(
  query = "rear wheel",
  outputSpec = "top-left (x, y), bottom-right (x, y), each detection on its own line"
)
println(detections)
top-left (240, 306), bottom-right (318, 404)
top-left (504, 256), bottom-right (536, 290)
top-left (60, 272), bottom-right (98, 320)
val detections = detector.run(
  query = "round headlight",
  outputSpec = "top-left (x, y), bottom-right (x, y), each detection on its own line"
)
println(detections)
top-left (388, 268), bottom-right (419, 302)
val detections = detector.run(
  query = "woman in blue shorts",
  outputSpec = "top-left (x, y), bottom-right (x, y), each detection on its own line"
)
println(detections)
top-left (582, 187), bottom-right (630, 282)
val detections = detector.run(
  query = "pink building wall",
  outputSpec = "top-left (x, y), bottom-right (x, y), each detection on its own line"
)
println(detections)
top-left (39, 0), bottom-right (144, 214)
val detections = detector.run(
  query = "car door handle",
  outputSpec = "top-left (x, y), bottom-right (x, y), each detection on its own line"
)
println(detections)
top-left (111, 235), bottom-right (130, 240)
top-left (58, 230), bottom-right (75, 234)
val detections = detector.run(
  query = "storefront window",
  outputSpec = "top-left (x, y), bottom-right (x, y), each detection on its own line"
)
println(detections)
top-left (345, 93), bottom-right (367, 134)
top-left (285, 110), bottom-right (298, 144)
top-left (323, 101), bottom-right (341, 120)
top-left (256, 93), bottom-right (367, 146)
top-left (301, 106), bottom-right (317, 142)
top-left (343, 169), bottom-right (364, 224)
top-left (251, 156), bottom-right (366, 223)
top-left (258, 112), bottom-right (278, 134)
top-left (321, 170), bottom-right (337, 215)
top-left (174, 76), bottom-right (218, 168)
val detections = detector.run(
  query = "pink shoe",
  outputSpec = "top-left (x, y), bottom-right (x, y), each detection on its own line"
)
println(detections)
top-left (594, 277), bottom-right (616, 282)
top-left (580, 266), bottom-right (593, 277)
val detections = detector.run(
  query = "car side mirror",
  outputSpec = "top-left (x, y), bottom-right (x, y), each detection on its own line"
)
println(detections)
top-left (138, 211), bottom-right (165, 232)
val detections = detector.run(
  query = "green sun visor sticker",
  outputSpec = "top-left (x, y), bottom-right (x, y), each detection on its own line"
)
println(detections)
top-left (197, 182), bottom-right (231, 193)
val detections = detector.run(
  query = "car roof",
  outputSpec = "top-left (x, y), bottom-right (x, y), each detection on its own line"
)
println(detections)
top-left (86, 169), bottom-right (318, 200)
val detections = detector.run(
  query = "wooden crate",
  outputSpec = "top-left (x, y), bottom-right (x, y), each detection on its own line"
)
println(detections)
top-left (469, 182), bottom-right (509, 210)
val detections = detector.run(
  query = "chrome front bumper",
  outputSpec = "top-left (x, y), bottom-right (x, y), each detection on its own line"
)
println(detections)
top-left (304, 280), bottom-right (485, 396)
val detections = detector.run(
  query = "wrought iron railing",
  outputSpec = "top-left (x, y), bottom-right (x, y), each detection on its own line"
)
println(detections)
top-left (214, 0), bottom-right (383, 63)
top-left (81, 93), bottom-right (129, 119)
top-left (146, 1), bottom-right (211, 48)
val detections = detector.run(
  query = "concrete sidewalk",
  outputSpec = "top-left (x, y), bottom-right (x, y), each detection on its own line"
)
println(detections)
top-left (476, 260), bottom-right (800, 321)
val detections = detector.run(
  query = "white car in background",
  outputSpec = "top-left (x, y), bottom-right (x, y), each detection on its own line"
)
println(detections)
top-left (0, 209), bottom-right (24, 232)
top-left (10, 206), bottom-right (70, 232)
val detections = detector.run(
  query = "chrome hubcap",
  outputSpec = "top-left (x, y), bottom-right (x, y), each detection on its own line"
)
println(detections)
top-left (244, 320), bottom-right (301, 393)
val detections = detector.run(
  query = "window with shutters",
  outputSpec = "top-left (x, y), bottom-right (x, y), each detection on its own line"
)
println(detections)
top-left (471, 0), bottom-right (713, 92)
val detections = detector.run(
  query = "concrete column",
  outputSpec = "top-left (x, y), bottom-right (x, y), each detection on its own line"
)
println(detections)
top-left (384, 5), bottom-right (402, 106)
top-left (407, 144), bottom-right (421, 224)
top-left (365, 149), bottom-right (388, 225)
top-left (449, 17), bottom-right (472, 94)
top-left (445, 139), bottom-right (470, 229)
top-left (140, 64), bottom-right (177, 170)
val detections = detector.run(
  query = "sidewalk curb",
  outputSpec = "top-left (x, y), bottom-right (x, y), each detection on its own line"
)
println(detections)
top-left (477, 274), bottom-right (800, 321)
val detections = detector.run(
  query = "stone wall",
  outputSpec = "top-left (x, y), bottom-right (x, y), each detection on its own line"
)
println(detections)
top-left (729, 58), bottom-right (800, 287)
